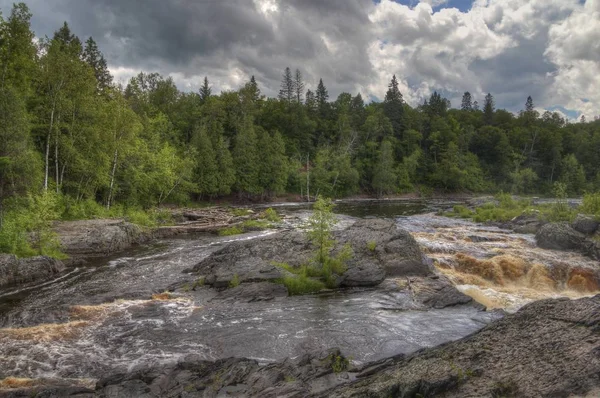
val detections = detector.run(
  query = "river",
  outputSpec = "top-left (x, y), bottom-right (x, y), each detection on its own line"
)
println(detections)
top-left (0, 199), bottom-right (596, 385)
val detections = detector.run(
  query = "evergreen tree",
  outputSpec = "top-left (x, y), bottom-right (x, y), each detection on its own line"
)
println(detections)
top-left (383, 75), bottom-right (404, 137)
top-left (214, 135), bottom-right (235, 196)
top-left (372, 140), bottom-right (397, 198)
top-left (233, 116), bottom-right (260, 196)
top-left (461, 92), bottom-right (473, 111)
top-left (278, 67), bottom-right (294, 104)
top-left (191, 126), bottom-right (219, 197)
top-left (82, 37), bottom-right (113, 92)
top-left (473, 100), bottom-right (480, 111)
top-left (0, 3), bottom-right (37, 93)
top-left (199, 76), bottom-right (211, 102)
top-left (257, 128), bottom-right (288, 198)
top-left (316, 78), bottom-right (329, 116)
top-left (525, 96), bottom-right (534, 113)
top-left (53, 22), bottom-right (82, 57)
top-left (305, 89), bottom-right (316, 112)
top-left (294, 69), bottom-right (304, 104)
top-left (483, 93), bottom-right (495, 125)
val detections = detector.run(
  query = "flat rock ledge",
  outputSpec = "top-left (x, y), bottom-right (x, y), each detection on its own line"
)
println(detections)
top-left (3, 295), bottom-right (597, 397)
top-left (0, 254), bottom-right (65, 288)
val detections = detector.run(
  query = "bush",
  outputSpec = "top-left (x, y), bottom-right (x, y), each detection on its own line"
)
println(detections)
top-left (581, 192), bottom-right (600, 217)
top-left (280, 275), bottom-right (325, 296)
top-left (219, 226), bottom-right (244, 236)
top-left (229, 274), bottom-right (240, 288)
top-left (366, 241), bottom-right (377, 252)
top-left (241, 219), bottom-right (271, 230)
top-left (262, 208), bottom-right (281, 222)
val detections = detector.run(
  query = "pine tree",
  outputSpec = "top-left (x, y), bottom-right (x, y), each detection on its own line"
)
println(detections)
top-left (473, 100), bottom-right (479, 111)
top-left (525, 96), bottom-right (534, 113)
top-left (294, 69), bottom-right (305, 104)
top-left (305, 89), bottom-right (316, 112)
top-left (372, 140), bottom-right (397, 198)
top-left (461, 92), bottom-right (473, 111)
top-left (316, 78), bottom-right (329, 117)
top-left (383, 75), bottom-right (404, 137)
top-left (82, 37), bottom-right (113, 92)
top-left (483, 93), bottom-right (495, 125)
top-left (214, 135), bottom-right (235, 196)
top-left (257, 128), bottom-right (288, 198)
top-left (199, 76), bottom-right (211, 102)
top-left (53, 22), bottom-right (82, 57)
top-left (233, 116), bottom-right (260, 196)
top-left (191, 126), bottom-right (219, 197)
top-left (278, 67), bottom-right (294, 104)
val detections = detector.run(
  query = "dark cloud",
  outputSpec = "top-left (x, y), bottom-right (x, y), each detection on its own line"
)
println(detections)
top-left (0, 0), bottom-right (598, 116)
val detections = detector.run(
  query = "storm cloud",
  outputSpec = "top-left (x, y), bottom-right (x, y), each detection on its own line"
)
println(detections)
top-left (1, 0), bottom-right (598, 118)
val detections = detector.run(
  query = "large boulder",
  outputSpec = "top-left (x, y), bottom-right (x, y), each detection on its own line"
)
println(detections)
top-left (0, 254), bottom-right (65, 288)
top-left (536, 222), bottom-right (587, 251)
top-left (54, 219), bottom-right (144, 259)
top-left (191, 219), bottom-right (430, 289)
top-left (572, 214), bottom-right (600, 235)
top-left (536, 222), bottom-right (600, 260)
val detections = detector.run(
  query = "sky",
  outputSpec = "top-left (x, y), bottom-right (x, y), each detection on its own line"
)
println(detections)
top-left (1, 0), bottom-right (599, 119)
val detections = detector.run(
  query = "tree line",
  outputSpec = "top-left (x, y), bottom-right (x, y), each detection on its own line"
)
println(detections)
top-left (2, 2), bottom-right (600, 223)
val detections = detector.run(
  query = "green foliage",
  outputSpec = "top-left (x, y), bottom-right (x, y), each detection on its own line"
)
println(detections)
top-left (328, 354), bottom-right (350, 373)
top-left (367, 241), bottom-right (377, 252)
top-left (306, 197), bottom-right (337, 266)
top-left (230, 208), bottom-right (253, 217)
top-left (262, 208), bottom-right (281, 222)
top-left (219, 226), bottom-right (244, 236)
top-left (241, 219), bottom-right (271, 230)
top-left (280, 274), bottom-right (325, 296)
top-left (229, 274), bottom-right (240, 288)
top-left (581, 192), bottom-right (600, 217)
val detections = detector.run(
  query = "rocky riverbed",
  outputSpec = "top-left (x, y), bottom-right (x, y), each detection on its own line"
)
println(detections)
top-left (0, 199), bottom-right (599, 397)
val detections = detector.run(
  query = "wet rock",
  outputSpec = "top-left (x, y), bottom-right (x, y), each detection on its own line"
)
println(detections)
top-left (210, 282), bottom-right (288, 303)
top-left (53, 219), bottom-right (145, 260)
top-left (572, 214), bottom-right (600, 235)
top-left (536, 222), bottom-right (600, 260)
top-left (505, 212), bottom-right (545, 234)
top-left (409, 276), bottom-right (481, 310)
top-left (536, 222), bottom-right (587, 251)
top-left (192, 219), bottom-right (429, 289)
top-left (0, 254), bottom-right (65, 288)
top-left (323, 295), bottom-right (600, 398)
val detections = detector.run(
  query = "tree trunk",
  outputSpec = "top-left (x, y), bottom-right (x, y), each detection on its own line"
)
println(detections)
top-left (55, 113), bottom-right (60, 194)
top-left (306, 153), bottom-right (310, 202)
top-left (107, 148), bottom-right (118, 210)
top-left (44, 106), bottom-right (56, 191)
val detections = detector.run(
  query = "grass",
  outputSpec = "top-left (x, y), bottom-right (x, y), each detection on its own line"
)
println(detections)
top-left (229, 273), bottom-right (240, 288)
top-left (218, 226), bottom-right (244, 236)
top-left (445, 192), bottom-right (578, 223)
top-left (367, 241), bottom-right (377, 252)
top-left (262, 208), bottom-right (281, 222)
top-left (581, 192), bottom-right (600, 219)
top-left (230, 208), bottom-right (253, 217)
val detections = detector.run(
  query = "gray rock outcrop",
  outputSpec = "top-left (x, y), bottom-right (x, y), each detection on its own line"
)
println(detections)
top-left (0, 254), bottom-right (65, 288)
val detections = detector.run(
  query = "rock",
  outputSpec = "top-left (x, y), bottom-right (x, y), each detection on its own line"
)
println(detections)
top-left (536, 222), bottom-right (587, 251)
top-left (339, 260), bottom-right (385, 287)
top-left (410, 276), bottom-right (480, 309)
top-left (53, 219), bottom-right (145, 259)
top-left (210, 282), bottom-right (288, 303)
top-left (0, 254), bottom-right (65, 288)
top-left (323, 295), bottom-right (600, 398)
top-left (192, 219), bottom-right (430, 289)
top-left (536, 222), bottom-right (600, 260)
top-left (572, 214), bottom-right (600, 235)
top-left (507, 212), bottom-right (545, 234)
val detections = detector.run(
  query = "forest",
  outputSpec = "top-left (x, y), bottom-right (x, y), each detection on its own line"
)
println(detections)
top-left (1, 3), bottom-right (600, 256)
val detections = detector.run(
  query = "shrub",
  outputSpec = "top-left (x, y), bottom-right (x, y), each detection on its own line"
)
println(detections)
top-left (230, 208), bottom-right (252, 217)
top-left (219, 226), bottom-right (244, 236)
top-left (280, 275), bottom-right (325, 296)
top-left (581, 192), bottom-right (600, 217)
top-left (241, 219), bottom-right (271, 230)
top-left (262, 208), bottom-right (281, 222)
top-left (366, 241), bottom-right (377, 252)
top-left (229, 273), bottom-right (240, 288)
